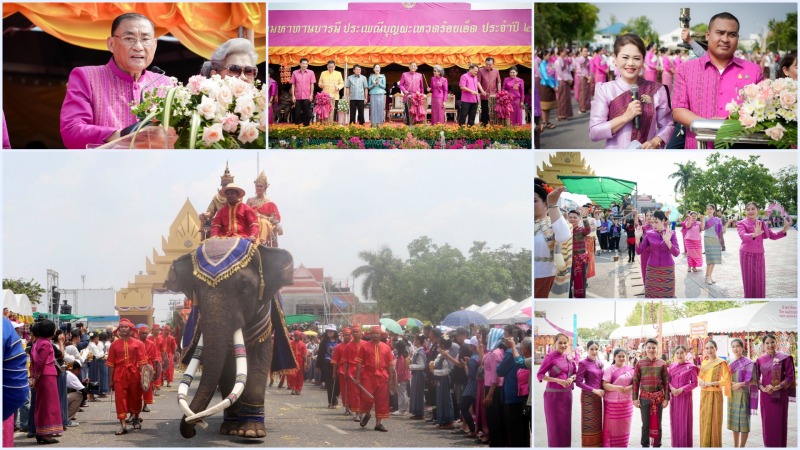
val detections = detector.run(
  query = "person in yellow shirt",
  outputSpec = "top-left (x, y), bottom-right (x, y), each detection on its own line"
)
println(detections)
top-left (318, 61), bottom-right (345, 123)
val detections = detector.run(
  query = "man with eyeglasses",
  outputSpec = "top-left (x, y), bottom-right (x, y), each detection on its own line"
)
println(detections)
top-left (60, 12), bottom-right (173, 149)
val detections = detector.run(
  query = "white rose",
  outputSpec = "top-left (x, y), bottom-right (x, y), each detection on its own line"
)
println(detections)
top-left (235, 95), bottom-right (256, 120)
top-left (237, 120), bottom-right (259, 144)
top-left (257, 113), bottom-right (267, 132)
top-left (764, 123), bottom-right (786, 141)
top-left (230, 78), bottom-right (250, 98)
top-left (216, 85), bottom-right (233, 107)
top-left (779, 91), bottom-right (797, 109)
top-left (198, 95), bottom-right (218, 120)
top-left (202, 123), bottom-right (224, 147)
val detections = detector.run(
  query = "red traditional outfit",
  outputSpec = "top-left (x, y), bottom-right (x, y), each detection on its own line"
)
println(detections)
top-left (106, 321), bottom-right (148, 421)
top-left (138, 327), bottom-right (157, 405)
top-left (161, 328), bottom-right (177, 384)
top-left (356, 328), bottom-right (396, 420)
top-left (148, 330), bottom-right (164, 390)
top-left (210, 201), bottom-right (259, 240)
top-left (289, 331), bottom-right (308, 393)
top-left (332, 329), bottom-right (350, 409)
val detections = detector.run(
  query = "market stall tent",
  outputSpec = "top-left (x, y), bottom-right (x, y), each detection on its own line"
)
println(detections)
top-left (3, 290), bottom-right (19, 313)
top-left (474, 301), bottom-right (498, 316)
top-left (487, 299), bottom-right (531, 325)
top-left (14, 294), bottom-right (34, 324)
top-left (482, 299), bottom-right (519, 321)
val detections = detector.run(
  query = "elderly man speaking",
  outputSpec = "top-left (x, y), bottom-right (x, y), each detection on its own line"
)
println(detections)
top-left (60, 13), bottom-right (172, 149)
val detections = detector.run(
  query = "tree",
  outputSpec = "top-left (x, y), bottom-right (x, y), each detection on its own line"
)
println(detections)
top-left (669, 161), bottom-right (699, 198)
top-left (767, 13), bottom-right (797, 53)
top-left (683, 153), bottom-right (776, 215)
top-left (2, 278), bottom-right (46, 304)
top-left (773, 166), bottom-right (798, 215)
top-left (608, 15), bottom-right (618, 28)
top-left (351, 246), bottom-right (402, 316)
top-left (624, 301), bottom-right (683, 326)
top-left (683, 301), bottom-right (749, 318)
top-left (624, 16), bottom-right (658, 46)
top-left (535, 3), bottom-right (599, 48)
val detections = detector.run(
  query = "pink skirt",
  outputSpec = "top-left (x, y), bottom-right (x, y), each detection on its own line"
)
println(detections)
top-left (603, 400), bottom-right (633, 447)
top-left (740, 251), bottom-right (766, 298)
top-left (686, 239), bottom-right (703, 268)
top-left (431, 96), bottom-right (445, 124)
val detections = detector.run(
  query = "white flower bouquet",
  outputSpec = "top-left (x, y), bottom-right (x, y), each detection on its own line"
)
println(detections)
top-left (716, 78), bottom-right (797, 149)
top-left (131, 75), bottom-right (266, 149)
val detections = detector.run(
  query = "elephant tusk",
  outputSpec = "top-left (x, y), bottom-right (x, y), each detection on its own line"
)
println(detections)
top-left (177, 334), bottom-right (204, 419)
top-left (185, 328), bottom-right (248, 423)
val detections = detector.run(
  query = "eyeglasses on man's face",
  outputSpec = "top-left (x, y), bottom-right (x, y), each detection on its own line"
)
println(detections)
top-left (113, 35), bottom-right (155, 47)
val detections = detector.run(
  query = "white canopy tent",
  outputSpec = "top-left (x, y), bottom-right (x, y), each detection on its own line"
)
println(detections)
top-left (487, 298), bottom-right (531, 325)
top-left (3, 289), bottom-right (19, 313)
top-left (15, 294), bottom-right (33, 320)
top-left (464, 304), bottom-right (480, 312)
top-left (474, 301), bottom-right (498, 315)
top-left (482, 299), bottom-right (519, 320)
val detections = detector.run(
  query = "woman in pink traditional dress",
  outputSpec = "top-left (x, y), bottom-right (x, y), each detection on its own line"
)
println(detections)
top-left (682, 211), bottom-right (702, 273)
top-left (638, 211), bottom-right (654, 281)
top-left (755, 334), bottom-right (795, 447)
top-left (635, 210), bottom-right (680, 298)
top-left (536, 333), bottom-right (576, 447)
top-left (728, 338), bottom-right (757, 448)
top-left (576, 341), bottom-right (605, 447)
top-left (567, 210), bottom-right (591, 298)
top-left (660, 48), bottom-right (674, 93)
top-left (736, 202), bottom-right (791, 298)
top-left (268, 69), bottom-right (278, 125)
top-left (502, 66), bottom-right (525, 126)
top-left (668, 345), bottom-right (698, 447)
top-left (644, 42), bottom-right (659, 82)
top-left (246, 171), bottom-right (282, 247)
top-left (30, 320), bottom-right (62, 444)
top-left (602, 348), bottom-right (634, 447)
top-left (429, 65), bottom-right (448, 125)
top-left (589, 34), bottom-right (673, 149)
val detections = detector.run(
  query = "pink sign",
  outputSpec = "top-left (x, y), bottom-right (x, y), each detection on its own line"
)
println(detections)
top-left (269, 3), bottom-right (531, 48)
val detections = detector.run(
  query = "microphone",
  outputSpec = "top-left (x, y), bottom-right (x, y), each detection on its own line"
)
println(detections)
top-left (630, 83), bottom-right (640, 130)
top-left (122, 66), bottom-right (166, 137)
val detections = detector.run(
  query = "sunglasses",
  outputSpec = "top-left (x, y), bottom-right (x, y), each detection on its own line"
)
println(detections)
top-left (223, 64), bottom-right (258, 78)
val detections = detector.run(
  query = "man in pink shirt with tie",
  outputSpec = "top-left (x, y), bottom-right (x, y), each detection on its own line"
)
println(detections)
top-left (672, 12), bottom-right (763, 148)
top-left (399, 62), bottom-right (425, 126)
top-left (290, 58), bottom-right (317, 126)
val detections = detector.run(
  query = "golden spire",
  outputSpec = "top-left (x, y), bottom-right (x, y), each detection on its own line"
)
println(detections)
top-left (254, 170), bottom-right (269, 188)
top-left (220, 160), bottom-right (234, 185)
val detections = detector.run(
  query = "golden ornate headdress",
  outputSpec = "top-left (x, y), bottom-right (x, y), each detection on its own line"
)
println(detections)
top-left (254, 170), bottom-right (269, 188)
top-left (220, 161), bottom-right (234, 185)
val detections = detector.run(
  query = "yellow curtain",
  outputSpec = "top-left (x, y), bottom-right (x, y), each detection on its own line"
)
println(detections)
top-left (2, 3), bottom-right (266, 62)
top-left (268, 46), bottom-right (532, 70)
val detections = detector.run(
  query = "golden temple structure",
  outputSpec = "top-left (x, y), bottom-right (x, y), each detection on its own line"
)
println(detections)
top-left (536, 152), bottom-right (596, 187)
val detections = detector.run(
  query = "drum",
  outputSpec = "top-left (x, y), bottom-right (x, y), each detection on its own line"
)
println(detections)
top-left (488, 94), bottom-right (498, 125)
top-left (141, 364), bottom-right (154, 391)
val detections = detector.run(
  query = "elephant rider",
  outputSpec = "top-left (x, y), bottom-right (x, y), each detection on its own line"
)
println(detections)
top-left (200, 162), bottom-right (235, 240)
top-left (160, 325), bottom-right (177, 387)
top-left (138, 325), bottom-right (157, 413)
top-left (106, 318), bottom-right (148, 435)
top-left (355, 325), bottom-right (398, 432)
top-left (332, 327), bottom-right (352, 415)
top-left (210, 183), bottom-right (259, 243)
top-left (148, 325), bottom-right (164, 396)
top-left (288, 330), bottom-right (308, 395)
top-left (246, 171), bottom-right (283, 247)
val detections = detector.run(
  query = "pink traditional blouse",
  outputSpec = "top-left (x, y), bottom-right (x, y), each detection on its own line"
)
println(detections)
top-left (589, 78), bottom-right (673, 148)
top-left (430, 76), bottom-right (448, 99)
top-left (502, 77), bottom-right (524, 101)
top-left (682, 220), bottom-right (701, 240)
top-left (603, 364), bottom-right (634, 402)
top-left (60, 58), bottom-right (173, 149)
top-left (737, 218), bottom-right (786, 254)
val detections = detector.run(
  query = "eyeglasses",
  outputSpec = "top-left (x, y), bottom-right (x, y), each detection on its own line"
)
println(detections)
top-left (222, 64), bottom-right (258, 78)
top-left (113, 35), bottom-right (154, 47)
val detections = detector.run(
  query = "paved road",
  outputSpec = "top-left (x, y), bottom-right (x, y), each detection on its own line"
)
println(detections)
top-left (13, 373), bottom-right (481, 448)
top-left (538, 97), bottom-right (603, 149)
top-left (584, 227), bottom-right (797, 298)
top-left (533, 364), bottom-right (798, 448)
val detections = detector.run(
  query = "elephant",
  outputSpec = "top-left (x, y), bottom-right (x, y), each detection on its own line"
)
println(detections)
top-left (165, 239), bottom-right (295, 440)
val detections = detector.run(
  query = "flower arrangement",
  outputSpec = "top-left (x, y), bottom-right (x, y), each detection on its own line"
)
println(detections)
top-left (716, 78), bottom-right (797, 149)
top-left (314, 92), bottom-right (333, 121)
top-left (131, 74), bottom-right (266, 149)
top-left (268, 123), bottom-right (532, 143)
top-left (336, 136), bottom-right (366, 149)
top-left (384, 132), bottom-right (431, 149)
top-left (409, 92), bottom-right (427, 123)
top-left (493, 91), bottom-right (514, 120)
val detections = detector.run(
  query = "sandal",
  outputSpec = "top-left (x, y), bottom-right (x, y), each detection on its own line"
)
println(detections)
top-left (131, 418), bottom-right (142, 430)
top-left (545, 122), bottom-right (556, 129)
top-left (374, 423), bottom-right (388, 432)
top-left (114, 428), bottom-right (128, 436)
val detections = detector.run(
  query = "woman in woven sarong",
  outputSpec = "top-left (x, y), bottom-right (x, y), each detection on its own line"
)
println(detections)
top-left (589, 33), bottom-right (673, 148)
top-left (755, 334), bottom-right (795, 447)
top-left (638, 211), bottom-right (654, 281)
top-left (536, 333), bottom-right (576, 447)
top-left (554, 48), bottom-right (574, 121)
top-left (701, 204), bottom-right (724, 285)
top-left (30, 320), bottom-right (62, 445)
top-left (534, 178), bottom-right (570, 298)
top-left (699, 340), bottom-right (731, 447)
top-left (737, 202), bottom-right (791, 298)
top-left (669, 345), bottom-right (698, 447)
top-left (568, 210), bottom-right (591, 298)
top-left (728, 338), bottom-right (757, 447)
top-left (682, 211), bottom-right (703, 272)
top-left (602, 348), bottom-right (633, 447)
top-left (635, 210), bottom-right (679, 298)
top-left (538, 50), bottom-right (558, 129)
top-left (583, 204), bottom-right (598, 280)
top-left (576, 341), bottom-right (604, 447)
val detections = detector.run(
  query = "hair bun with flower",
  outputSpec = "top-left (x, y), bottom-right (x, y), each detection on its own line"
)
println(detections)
top-left (541, 182), bottom-right (554, 194)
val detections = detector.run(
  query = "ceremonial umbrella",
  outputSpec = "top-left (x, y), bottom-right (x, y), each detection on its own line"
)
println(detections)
top-left (441, 310), bottom-right (489, 327)
top-left (398, 317), bottom-right (423, 327)
top-left (379, 318), bottom-right (403, 335)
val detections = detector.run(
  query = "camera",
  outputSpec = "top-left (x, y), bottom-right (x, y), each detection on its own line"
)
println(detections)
top-left (87, 381), bottom-right (100, 390)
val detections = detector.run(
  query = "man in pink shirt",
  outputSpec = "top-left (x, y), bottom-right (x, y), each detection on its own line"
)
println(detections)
top-left (290, 58), bottom-right (317, 126)
top-left (398, 62), bottom-right (425, 126)
top-left (673, 12), bottom-right (763, 148)
top-left (458, 64), bottom-right (486, 126)
top-left (477, 57), bottom-right (501, 126)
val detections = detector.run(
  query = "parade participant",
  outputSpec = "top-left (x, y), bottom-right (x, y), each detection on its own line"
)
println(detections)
top-left (137, 325), bottom-right (157, 413)
top-left (683, 211), bottom-right (703, 272)
top-left (673, 12), bottom-right (763, 148)
top-left (268, 69), bottom-right (278, 124)
top-left (501, 66), bottom-right (525, 126)
top-left (702, 204), bottom-right (724, 285)
top-left (408, 334), bottom-right (428, 420)
top-left (355, 326), bottom-right (397, 432)
top-left (644, 43), bottom-right (658, 82)
top-left (698, 340), bottom-right (731, 447)
top-left (368, 64), bottom-right (387, 126)
top-left (582, 204), bottom-right (598, 280)
top-left (553, 48), bottom-right (574, 121)
top-left (318, 61), bottom-right (345, 123)
top-left (589, 34), bottom-right (673, 149)
top-left (86, 332), bottom-right (105, 402)
top-left (148, 325), bottom-right (164, 396)
top-left (290, 58), bottom-right (316, 126)
top-left (536, 333), bottom-right (575, 447)
top-left (65, 359), bottom-right (88, 426)
top-left (429, 337), bottom-right (455, 430)
top-left (98, 332), bottom-right (110, 397)
top-left (343, 324), bottom-right (366, 422)
top-left (200, 163), bottom-right (235, 231)
top-left (625, 218), bottom-right (637, 263)
top-left (60, 13), bottom-right (172, 148)
top-left (755, 334), bottom-right (795, 447)
top-left (161, 325), bottom-right (177, 387)
top-left (289, 330), bottom-right (308, 395)
top-left (575, 340), bottom-right (604, 447)
top-left (567, 210), bottom-right (590, 298)
top-left (477, 57), bottom-right (501, 126)
top-left (209, 183), bottom-right (259, 242)
top-left (399, 62), bottom-right (425, 126)
top-left (429, 65), bottom-right (448, 125)
top-left (602, 348), bottom-right (634, 447)
top-left (331, 327), bottom-right (351, 414)
top-left (458, 64), bottom-right (485, 126)
top-left (574, 47), bottom-right (591, 113)
top-left (661, 48), bottom-right (674, 93)
top-left (591, 48), bottom-right (609, 91)
top-left (345, 64), bottom-right (369, 125)
top-left (778, 51), bottom-right (797, 79)
top-left (107, 318), bottom-right (147, 435)
top-left (534, 179), bottom-right (569, 297)
top-left (737, 202), bottom-right (791, 298)
top-left (632, 338), bottom-right (669, 448)
top-left (3, 316), bottom-right (29, 447)
top-left (728, 339), bottom-right (757, 448)
top-left (635, 211), bottom-right (680, 298)
top-left (316, 325), bottom-right (341, 408)
top-left (246, 170), bottom-right (283, 248)
top-left (539, 50), bottom-right (558, 130)
top-left (668, 345), bottom-right (698, 447)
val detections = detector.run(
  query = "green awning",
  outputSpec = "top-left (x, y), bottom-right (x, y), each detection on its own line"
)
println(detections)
top-left (557, 175), bottom-right (637, 209)
top-left (284, 314), bottom-right (319, 325)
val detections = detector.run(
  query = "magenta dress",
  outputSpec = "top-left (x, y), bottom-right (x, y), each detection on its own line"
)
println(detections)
top-left (576, 358), bottom-right (604, 447)
top-left (644, 51), bottom-right (658, 82)
top-left (639, 223), bottom-right (653, 282)
top-left (737, 218), bottom-right (787, 298)
top-left (602, 364), bottom-right (634, 447)
top-left (636, 228), bottom-right (680, 298)
top-left (589, 78), bottom-right (674, 148)
top-left (268, 78), bottom-right (278, 125)
top-left (31, 339), bottom-right (62, 437)
top-left (430, 76), bottom-right (448, 125)
top-left (683, 220), bottom-right (703, 268)
top-left (502, 77), bottom-right (525, 126)
top-left (756, 352), bottom-right (795, 447)
top-left (537, 351), bottom-right (576, 447)
top-left (668, 361), bottom-right (699, 447)
top-left (661, 55), bottom-right (673, 93)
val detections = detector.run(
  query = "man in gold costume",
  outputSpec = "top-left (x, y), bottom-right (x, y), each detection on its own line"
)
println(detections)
top-left (199, 162), bottom-right (235, 240)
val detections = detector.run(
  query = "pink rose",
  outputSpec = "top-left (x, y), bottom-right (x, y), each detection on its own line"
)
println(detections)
top-left (237, 120), bottom-right (259, 144)
top-left (197, 95), bottom-right (218, 120)
top-left (779, 91), bottom-right (797, 109)
top-left (764, 123), bottom-right (786, 141)
top-left (742, 84), bottom-right (760, 101)
top-left (257, 113), bottom-right (267, 133)
top-left (234, 95), bottom-right (255, 120)
top-left (229, 78), bottom-right (250, 98)
top-left (222, 112), bottom-right (239, 134)
top-left (216, 85), bottom-right (233, 107)
top-left (771, 79), bottom-right (788, 94)
top-left (738, 113), bottom-right (757, 129)
top-left (187, 75), bottom-right (204, 95)
top-left (202, 123), bottom-right (224, 147)
top-left (758, 87), bottom-right (774, 102)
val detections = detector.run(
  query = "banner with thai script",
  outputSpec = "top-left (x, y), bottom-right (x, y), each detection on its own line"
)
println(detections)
top-left (269, 6), bottom-right (531, 48)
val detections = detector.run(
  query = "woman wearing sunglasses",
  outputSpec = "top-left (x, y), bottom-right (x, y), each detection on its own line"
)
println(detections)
top-left (200, 38), bottom-right (259, 84)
